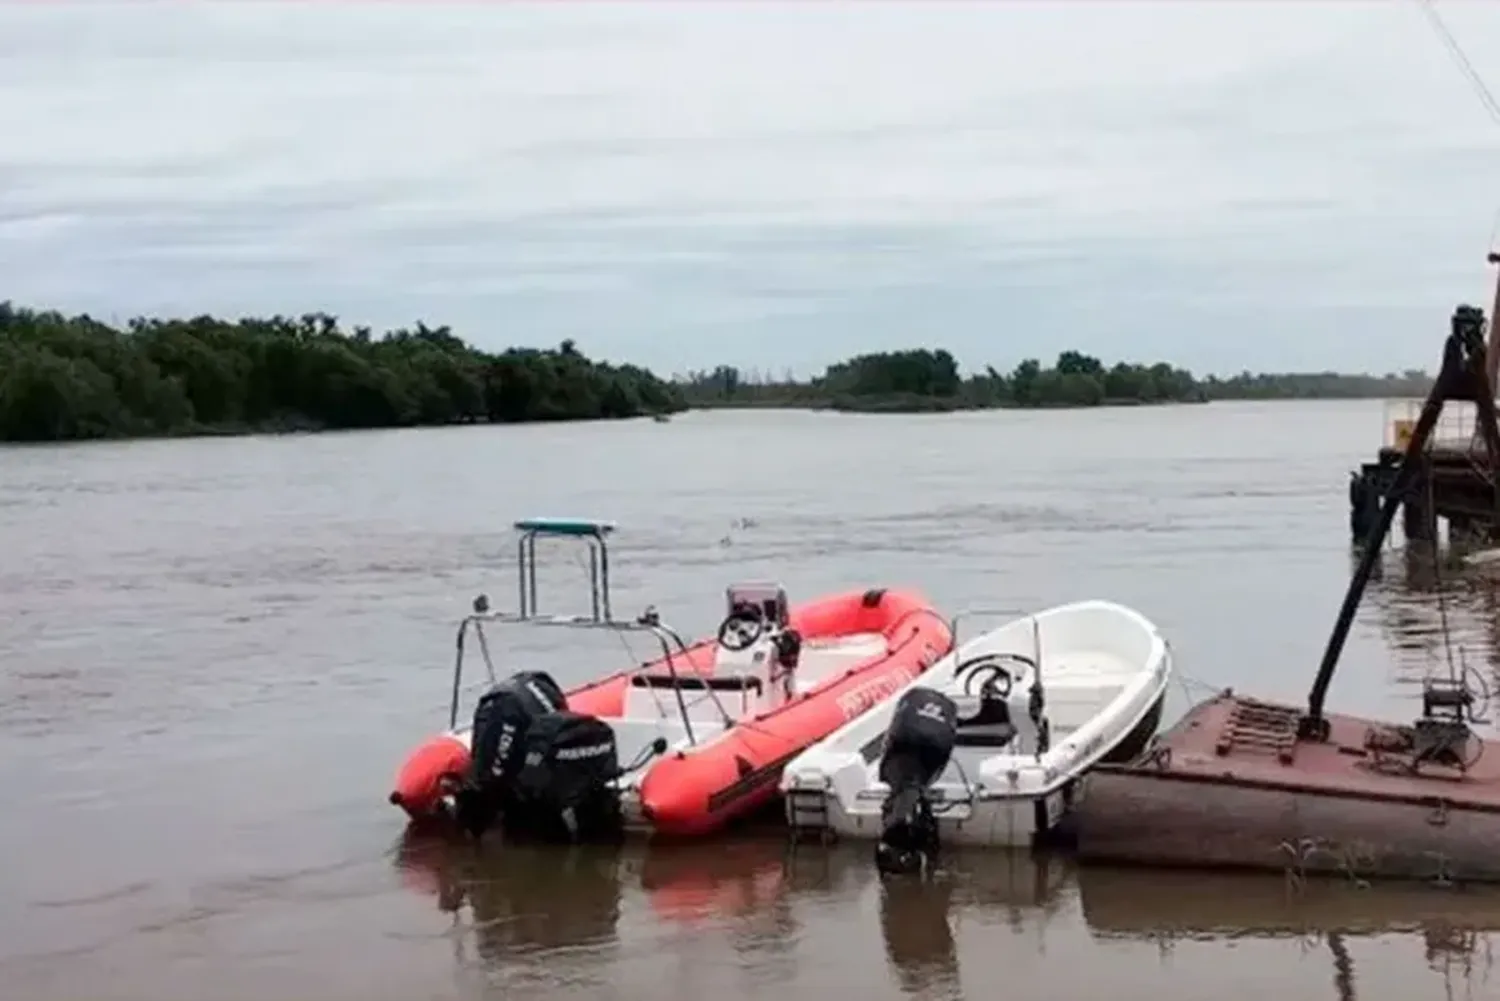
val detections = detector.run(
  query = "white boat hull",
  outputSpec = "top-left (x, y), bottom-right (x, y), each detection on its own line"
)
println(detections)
top-left (779, 599), bottom-right (1172, 849)
top-left (787, 785), bottom-right (1071, 848)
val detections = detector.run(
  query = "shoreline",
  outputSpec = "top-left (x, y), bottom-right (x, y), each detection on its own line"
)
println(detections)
top-left (685, 396), bottom-right (1212, 414)
top-left (0, 394), bottom-right (1421, 447)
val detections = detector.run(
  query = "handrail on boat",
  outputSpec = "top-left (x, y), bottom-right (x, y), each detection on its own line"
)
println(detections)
top-left (448, 606), bottom-right (717, 746)
top-left (438, 522), bottom-right (828, 747)
top-left (442, 517), bottom-right (746, 746)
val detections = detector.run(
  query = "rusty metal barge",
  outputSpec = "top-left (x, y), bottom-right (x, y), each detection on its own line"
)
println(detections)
top-left (1075, 304), bottom-right (1500, 885)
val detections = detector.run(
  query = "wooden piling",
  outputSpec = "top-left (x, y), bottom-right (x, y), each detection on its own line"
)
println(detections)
top-left (1401, 456), bottom-right (1436, 543)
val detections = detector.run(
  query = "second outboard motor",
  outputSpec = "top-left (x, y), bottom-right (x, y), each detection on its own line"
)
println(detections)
top-left (875, 687), bottom-right (958, 876)
top-left (506, 710), bottom-right (625, 844)
top-left (455, 670), bottom-right (567, 839)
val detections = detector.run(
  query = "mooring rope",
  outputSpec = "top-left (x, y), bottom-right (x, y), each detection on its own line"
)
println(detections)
top-left (1412, 0), bottom-right (1500, 256)
top-left (1415, 0), bottom-right (1500, 129)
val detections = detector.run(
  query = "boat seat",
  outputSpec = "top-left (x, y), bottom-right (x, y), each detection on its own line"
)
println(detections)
top-left (954, 723), bottom-right (1017, 749)
top-left (630, 673), bottom-right (764, 693)
top-left (953, 696), bottom-right (1018, 748)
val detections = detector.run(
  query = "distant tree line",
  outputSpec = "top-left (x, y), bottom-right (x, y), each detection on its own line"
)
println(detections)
top-left (0, 300), bottom-right (1441, 443)
top-left (676, 349), bottom-right (1434, 413)
top-left (1197, 368), bottom-right (1433, 400)
top-left (0, 302), bottom-right (683, 442)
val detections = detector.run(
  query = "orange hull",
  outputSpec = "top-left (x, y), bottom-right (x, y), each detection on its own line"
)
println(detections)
top-left (390, 588), bottom-right (951, 836)
top-left (639, 837), bottom-right (790, 925)
top-left (389, 734), bottom-right (470, 816)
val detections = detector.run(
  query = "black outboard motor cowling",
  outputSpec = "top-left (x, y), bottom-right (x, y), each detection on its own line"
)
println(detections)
top-left (506, 710), bottom-right (624, 844)
top-left (878, 687), bottom-right (959, 789)
top-left (875, 687), bottom-right (958, 876)
top-left (456, 670), bottom-right (567, 838)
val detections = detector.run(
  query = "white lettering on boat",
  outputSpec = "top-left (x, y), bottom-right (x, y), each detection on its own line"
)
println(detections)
top-left (493, 723), bottom-right (519, 775)
top-left (836, 665), bottom-right (916, 720)
top-left (555, 742), bottom-right (615, 761)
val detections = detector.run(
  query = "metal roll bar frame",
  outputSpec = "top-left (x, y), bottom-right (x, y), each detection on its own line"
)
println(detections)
top-left (444, 518), bottom-right (737, 747)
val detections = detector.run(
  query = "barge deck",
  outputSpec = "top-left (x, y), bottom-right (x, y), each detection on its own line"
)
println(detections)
top-left (1077, 302), bottom-right (1500, 886)
top-left (1075, 690), bottom-right (1500, 884)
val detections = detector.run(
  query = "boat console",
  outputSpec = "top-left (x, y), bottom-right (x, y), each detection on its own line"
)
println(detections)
top-left (617, 584), bottom-right (798, 726)
top-left (723, 582), bottom-right (791, 634)
top-left (714, 583), bottom-right (802, 693)
top-left (948, 651), bottom-right (1044, 752)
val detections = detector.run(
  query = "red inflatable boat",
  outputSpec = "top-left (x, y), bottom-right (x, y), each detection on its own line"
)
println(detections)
top-left (389, 518), bottom-right (952, 841)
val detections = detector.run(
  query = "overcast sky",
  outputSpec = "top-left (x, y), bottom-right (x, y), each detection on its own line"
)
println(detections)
top-left (4, 1), bottom-right (1500, 377)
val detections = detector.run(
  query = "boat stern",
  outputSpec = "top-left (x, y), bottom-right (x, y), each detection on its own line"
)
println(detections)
top-left (782, 765), bottom-right (836, 834)
top-left (781, 748), bottom-right (877, 837)
top-left (390, 733), bottom-right (470, 819)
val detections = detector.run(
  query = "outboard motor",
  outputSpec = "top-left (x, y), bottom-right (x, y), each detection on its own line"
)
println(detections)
top-left (875, 687), bottom-right (958, 876)
top-left (455, 670), bottom-right (567, 839)
top-left (506, 710), bottom-right (624, 844)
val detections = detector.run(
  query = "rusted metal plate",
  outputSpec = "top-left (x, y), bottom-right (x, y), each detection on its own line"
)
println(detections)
top-left (1074, 693), bottom-right (1500, 884)
top-left (1115, 693), bottom-right (1500, 805)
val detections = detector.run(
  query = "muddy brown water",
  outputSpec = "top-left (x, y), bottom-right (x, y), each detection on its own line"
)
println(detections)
top-left (3, 402), bottom-right (1499, 1001)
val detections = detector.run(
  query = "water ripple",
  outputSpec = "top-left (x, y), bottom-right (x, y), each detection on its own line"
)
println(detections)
top-left (1, 403), bottom-right (1496, 1001)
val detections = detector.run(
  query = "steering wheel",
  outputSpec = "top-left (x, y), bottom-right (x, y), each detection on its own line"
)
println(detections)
top-left (956, 652), bottom-right (1035, 699)
top-left (717, 609), bottom-right (766, 651)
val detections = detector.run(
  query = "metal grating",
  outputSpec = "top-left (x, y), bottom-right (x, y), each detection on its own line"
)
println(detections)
top-left (1215, 698), bottom-right (1301, 764)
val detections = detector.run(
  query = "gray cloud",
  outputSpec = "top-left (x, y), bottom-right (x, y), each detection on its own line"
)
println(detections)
top-left (2, 1), bottom-right (1500, 376)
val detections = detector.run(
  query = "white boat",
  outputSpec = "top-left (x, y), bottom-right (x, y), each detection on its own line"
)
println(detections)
top-left (778, 600), bottom-right (1172, 873)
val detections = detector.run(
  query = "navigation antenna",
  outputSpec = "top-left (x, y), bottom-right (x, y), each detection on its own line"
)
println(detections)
top-left (1414, 0), bottom-right (1500, 129)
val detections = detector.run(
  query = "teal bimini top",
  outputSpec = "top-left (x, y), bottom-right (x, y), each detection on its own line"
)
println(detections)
top-left (512, 517), bottom-right (617, 538)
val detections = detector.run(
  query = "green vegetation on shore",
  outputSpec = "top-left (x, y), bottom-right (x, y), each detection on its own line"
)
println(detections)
top-left (676, 350), bottom-right (1434, 413)
top-left (0, 302), bottom-right (1436, 442)
top-left (0, 303), bottom-right (684, 442)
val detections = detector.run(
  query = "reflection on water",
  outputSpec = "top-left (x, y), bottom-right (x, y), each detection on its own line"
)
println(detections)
top-left (390, 823), bottom-right (1078, 1001)
top-left (393, 824), bottom-right (821, 998)
top-left (877, 851), bottom-right (1068, 997)
top-left (880, 876), bottom-right (958, 996)
top-left (1082, 865), bottom-right (1500, 1001)
top-left (390, 823), bottom-right (1499, 1001)
top-left (16, 403), bottom-right (1500, 1000)
top-left (1362, 544), bottom-right (1500, 738)
top-left (394, 829), bottom-right (623, 962)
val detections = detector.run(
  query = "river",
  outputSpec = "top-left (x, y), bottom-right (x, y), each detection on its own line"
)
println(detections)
top-left (1, 400), bottom-right (1497, 1001)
